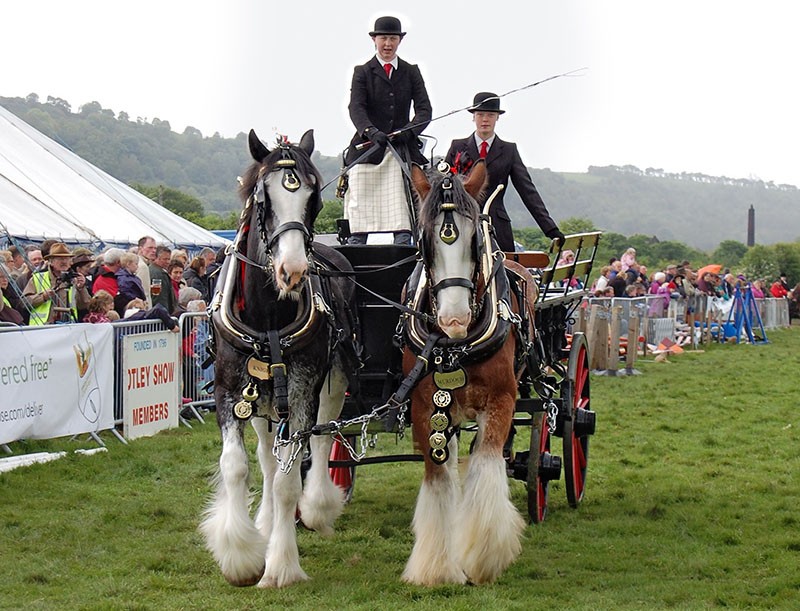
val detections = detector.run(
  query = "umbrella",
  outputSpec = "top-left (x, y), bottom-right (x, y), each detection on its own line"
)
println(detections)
top-left (696, 264), bottom-right (722, 277)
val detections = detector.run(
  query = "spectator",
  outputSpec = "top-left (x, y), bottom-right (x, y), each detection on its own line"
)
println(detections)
top-left (122, 298), bottom-right (179, 332)
top-left (136, 236), bottom-right (157, 308)
top-left (750, 278), bottom-right (766, 299)
top-left (189, 298), bottom-right (214, 395)
top-left (83, 290), bottom-right (116, 323)
top-left (115, 252), bottom-right (147, 315)
top-left (168, 261), bottom-right (186, 303)
top-left (198, 247), bottom-right (216, 270)
top-left (183, 256), bottom-right (209, 301)
top-left (170, 249), bottom-right (189, 267)
top-left (446, 91), bottom-right (564, 251)
top-left (593, 265), bottom-right (611, 292)
top-left (789, 283), bottom-right (800, 320)
top-left (7, 245), bottom-right (26, 281)
top-left (23, 242), bottom-right (90, 325)
top-left (648, 272), bottom-right (671, 317)
top-left (770, 273), bottom-right (790, 299)
top-left (205, 246), bottom-right (226, 297)
top-left (15, 245), bottom-right (44, 290)
top-left (620, 247), bottom-right (636, 272)
top-left (176, 286), bottom-right (203, 316)
top-left (149, 245), bottom-right (178, 315)
top-left (93, 248), bottom-right (124, 297)
top-left (0, 263), bottom-right (26, 325)
top-left (70, 247), bottom-right (96, 318)
top-left (71, 248), bottom-right (95, 287)
top-left (609, 268), bottom-right (627, 297)
top-left (343, 15), bottom-right (432, 245)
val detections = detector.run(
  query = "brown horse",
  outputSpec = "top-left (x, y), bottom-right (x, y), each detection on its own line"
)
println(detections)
top-left (400, 162), bottom-right (537, 584)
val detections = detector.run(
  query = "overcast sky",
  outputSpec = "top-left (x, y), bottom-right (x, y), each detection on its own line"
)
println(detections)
top-left (4, 1), bottom-right (798, 186)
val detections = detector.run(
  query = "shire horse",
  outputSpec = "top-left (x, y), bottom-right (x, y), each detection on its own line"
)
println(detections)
top-left (201, 129), bottom-right (358, 588)
top-left (401, 161), bottom-right (538, 585)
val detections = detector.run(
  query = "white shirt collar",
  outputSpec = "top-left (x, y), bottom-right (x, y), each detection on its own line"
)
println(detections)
top-left (473, 133), bottom-right (496, 150)
top-left (376, 56), bottom-right (398, 70)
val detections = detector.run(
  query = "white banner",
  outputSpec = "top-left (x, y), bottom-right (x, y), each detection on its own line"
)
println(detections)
top-left (122, 331), bottom-right (179, 440)
top-left (0, 324), bottom-right (115, 445)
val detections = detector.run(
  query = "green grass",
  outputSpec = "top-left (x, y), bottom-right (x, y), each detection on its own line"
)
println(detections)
top-left (2, 329), bottom-right (799, 610)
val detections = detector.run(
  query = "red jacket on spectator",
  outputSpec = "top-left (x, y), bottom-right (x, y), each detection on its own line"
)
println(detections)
top-left (93, 265), bottom-right (119, 297)
top-left (770, 281), bottom-right (788, 299)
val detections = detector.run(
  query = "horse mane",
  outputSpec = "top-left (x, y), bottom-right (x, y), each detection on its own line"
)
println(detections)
top-left (417, 171), bottom-right (481, 258)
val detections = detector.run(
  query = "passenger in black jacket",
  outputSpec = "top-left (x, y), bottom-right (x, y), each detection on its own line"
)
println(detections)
top-left (445, 92), bottom-right (564, 252)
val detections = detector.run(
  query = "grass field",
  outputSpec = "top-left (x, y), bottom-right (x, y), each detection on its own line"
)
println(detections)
top-left (1, 329), bottom-right (799, 610)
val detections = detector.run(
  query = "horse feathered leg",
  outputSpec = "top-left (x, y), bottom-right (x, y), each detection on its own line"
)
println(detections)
top-left (200, 402), bottom-right (267, 587)
top-left (257, 438), bottom-right (308, 588)
top-left (458, 405), bottom-right (525, 584)
top-left (298, 364), bottom-right (347, 536)
top-left (403, 385), bottom-right (466, 585)
top-left (252, 417), bottom-right (277, 539)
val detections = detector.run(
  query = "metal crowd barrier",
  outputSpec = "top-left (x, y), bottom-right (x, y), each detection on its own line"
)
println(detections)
top-left (177, 311), bottom-right (215, 421)
top-left (579, 294), bottom-right (790, 365)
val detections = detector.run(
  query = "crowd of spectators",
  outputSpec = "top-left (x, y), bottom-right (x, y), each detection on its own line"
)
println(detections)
top-left (0, 238), bottom-right (222, 328)
top-left (587, 248), bottom-right (797, 315)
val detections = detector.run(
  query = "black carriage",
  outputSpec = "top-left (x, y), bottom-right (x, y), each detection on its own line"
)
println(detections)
top-left (323, 231), bottom-right (600, 522)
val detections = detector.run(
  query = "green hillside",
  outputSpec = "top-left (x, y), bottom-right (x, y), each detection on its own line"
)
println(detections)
top-left (3, 94), bottom-right (798, 252)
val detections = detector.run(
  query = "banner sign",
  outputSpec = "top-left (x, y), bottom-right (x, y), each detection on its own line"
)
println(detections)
top-left (122, 331), bottom-right (179, 440)
top-left (0, 324), bottom-right (115, 445)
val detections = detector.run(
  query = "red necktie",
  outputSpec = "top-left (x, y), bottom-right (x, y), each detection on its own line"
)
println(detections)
top-left (384, 63), bottom-right (392, 78)
top-left (479, 141), bottom-right (488, 159)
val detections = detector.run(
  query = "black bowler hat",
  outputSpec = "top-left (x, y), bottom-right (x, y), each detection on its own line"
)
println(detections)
top-left (468, 91), bottom-right (505, 114)
top-left (369, 16), bottom-right (406, 37)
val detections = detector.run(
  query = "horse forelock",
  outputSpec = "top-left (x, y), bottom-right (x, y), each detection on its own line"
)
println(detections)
top-left (237, 143), bottom-right (323, 243)
top-left (418, 173), bottom-right (480, 260)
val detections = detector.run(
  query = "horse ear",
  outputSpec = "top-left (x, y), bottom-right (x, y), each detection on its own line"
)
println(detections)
top-left (411, 164), bottom-right (431, 200)
top-left (248, 129), bottom-right (269, 163)
top-left (463, 159), bottom-right (487, 200)
top-left (298, 129), bottom-right (315, 155)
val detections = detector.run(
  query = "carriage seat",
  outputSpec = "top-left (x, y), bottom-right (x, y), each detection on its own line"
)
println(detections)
top-left (503, 251), bottom-right (551, 270)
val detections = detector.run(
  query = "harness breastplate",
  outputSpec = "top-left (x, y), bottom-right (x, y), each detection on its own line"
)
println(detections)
top-left (209, 252), bottom-right (328, 357)
top-left (401, 258), bottom-right (515, 366)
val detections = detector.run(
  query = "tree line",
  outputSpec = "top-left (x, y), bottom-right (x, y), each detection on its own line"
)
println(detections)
top-left (2, 94), bottom-right (799, 284)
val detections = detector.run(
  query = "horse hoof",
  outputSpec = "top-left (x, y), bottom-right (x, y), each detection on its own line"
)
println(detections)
top-left (224, 565), bottom-right (265, 587)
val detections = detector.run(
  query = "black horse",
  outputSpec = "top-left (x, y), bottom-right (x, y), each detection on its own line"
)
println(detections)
top-left (201, 129), bottom-right (358, 588)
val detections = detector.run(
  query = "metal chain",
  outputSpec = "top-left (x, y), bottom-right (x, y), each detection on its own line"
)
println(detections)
top-left (272, 420), bottom-right (308, 473)
top-left (546, 400), bottom-right (559, 435)
top-left (271, 398), bottom-right (409, 470)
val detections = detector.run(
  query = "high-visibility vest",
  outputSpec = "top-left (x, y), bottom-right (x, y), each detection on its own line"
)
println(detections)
top-left (29, 271), bottom-right (77, 325)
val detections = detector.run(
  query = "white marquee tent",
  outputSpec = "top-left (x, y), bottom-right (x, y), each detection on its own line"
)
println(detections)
top-left (0, 105), bottom-right (228, 252)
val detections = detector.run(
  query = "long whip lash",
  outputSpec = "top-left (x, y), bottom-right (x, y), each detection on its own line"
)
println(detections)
top-left (326, 67), bottom-right (587, 190)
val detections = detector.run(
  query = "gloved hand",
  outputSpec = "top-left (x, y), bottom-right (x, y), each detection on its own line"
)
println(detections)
top-left (365, 127), bottom-right (388, 147)
top-left (547, 228), bottom-right (566, 247)
top-left (396, 129), bottom-right (418, 147)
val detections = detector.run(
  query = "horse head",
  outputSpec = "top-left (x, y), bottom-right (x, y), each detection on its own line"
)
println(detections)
top-left (412, 161), bottom-right (487, 339)
top-left (239, 129), bottom-right (323, 298)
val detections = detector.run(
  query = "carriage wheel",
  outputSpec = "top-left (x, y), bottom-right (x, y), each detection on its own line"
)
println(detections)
top-left (561, 332), bottom-right (595, 508)
top-left (527, 411), bottom-right (561, 524)
top-left (329, 435), bottom-right (357, 503)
